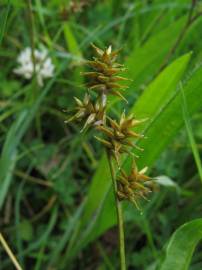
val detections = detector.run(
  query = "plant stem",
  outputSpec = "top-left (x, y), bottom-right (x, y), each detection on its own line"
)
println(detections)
top-left (0, 233), bottom-right (22, 270)
top-left (107, 151), bottom-right (126, 270)
top-left (27, 0), bottom-right (36, 72)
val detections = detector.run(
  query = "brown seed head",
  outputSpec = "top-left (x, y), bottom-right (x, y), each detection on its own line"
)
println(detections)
top-left (82, 44), bottom-right (129, 100)
top-left (65, 93), bottom-right (106, 132)
top-left (117, 161), bottom-right (153, 209)
top-left (95, 112), bottom-right (146, 164)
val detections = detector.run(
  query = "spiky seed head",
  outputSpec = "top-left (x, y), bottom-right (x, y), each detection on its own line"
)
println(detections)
top-left (95, 113), bottom-right (146, 164)
top-left (82, 44), bottom-right (129, 101)
top-left (117, 161), bottom-right (153, 209)
top-left (65, 94), bottom-right (106, 132)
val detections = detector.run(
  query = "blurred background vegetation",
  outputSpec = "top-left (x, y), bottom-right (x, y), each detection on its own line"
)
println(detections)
top-left (1, 0), bottom-right (202, 269)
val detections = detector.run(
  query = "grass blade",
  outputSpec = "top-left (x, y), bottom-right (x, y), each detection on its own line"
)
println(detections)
top-left (180, 82), bottom-right (202, 183)
top-left (160, 219), bottom-right (202, 270)
top-left (0, 61), bottom-right (68, 210)
top-left (0, 0), bottom-right (10, 45)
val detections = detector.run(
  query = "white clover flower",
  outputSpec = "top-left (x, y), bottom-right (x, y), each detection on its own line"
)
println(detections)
top-left (13, 47), bottom-right (55, 86)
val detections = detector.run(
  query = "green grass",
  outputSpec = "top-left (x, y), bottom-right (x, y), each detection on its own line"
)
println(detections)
top-left (1, 0), bottom-right (202, 269)
top-left (181, 82), bottom-right (202, 183)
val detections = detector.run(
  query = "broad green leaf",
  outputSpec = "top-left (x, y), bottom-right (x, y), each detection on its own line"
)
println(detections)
top-left (176, 16), bottom-right (202, 59)
top-left (129, 1), bottom-right (189, 49)
top-left (63, 53), bottom-right (192, 262)
top-left (125, 16), bottom-right (186, 90)
top-left (131, 52), bottom-right (192, 121)
top-left (109, 16), bottom-right (188, 107)
top-left (134, 64), bottom-right (202, 168)
top-left (160, 219), bottom-right (202, 270)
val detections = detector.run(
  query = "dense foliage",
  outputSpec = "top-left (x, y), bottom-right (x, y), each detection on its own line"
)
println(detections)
top-left (1, 0), bottom-right (202, 269)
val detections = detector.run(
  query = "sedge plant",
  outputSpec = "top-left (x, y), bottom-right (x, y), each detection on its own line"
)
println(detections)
top-left (65, 44), bottom-right (154, 269)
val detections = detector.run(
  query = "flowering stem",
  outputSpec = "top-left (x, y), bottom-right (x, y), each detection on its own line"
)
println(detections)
top-left (107, 151), bottom-right (126, 270)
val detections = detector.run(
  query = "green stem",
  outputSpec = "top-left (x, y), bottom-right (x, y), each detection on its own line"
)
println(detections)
top-left (107, 151), bottom-right (126, 270)
top-left (27, 0), bottom-right (36, 73)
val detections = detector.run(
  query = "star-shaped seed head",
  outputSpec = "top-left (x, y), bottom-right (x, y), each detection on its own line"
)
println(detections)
top-left (117, 161), bottom-right (153, 209)
top-left (95, 112), bottom-right (146, 164)
top-left (82, 44), bottom-right (129, 101)
top-left (65, 93), bottom-right (107, 132)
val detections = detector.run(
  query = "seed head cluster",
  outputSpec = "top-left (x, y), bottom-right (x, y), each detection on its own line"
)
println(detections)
top-left (65, 93), bottom-right (106, 132)
top-left (117, 162), bottom-right (152, 210)
top-left (66, 44), bottom-right (153, 208)
top-left (83, 44), bottom-right (128, 101)
top-left (96, 112), bottom-right (146, 164)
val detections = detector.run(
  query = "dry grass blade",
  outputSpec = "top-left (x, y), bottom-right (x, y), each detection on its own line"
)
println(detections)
top-left (0, 233), bottom-right (23, 270)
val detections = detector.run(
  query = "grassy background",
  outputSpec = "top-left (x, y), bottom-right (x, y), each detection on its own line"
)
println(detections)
top-left (1, 0), bottom-right (202, 269)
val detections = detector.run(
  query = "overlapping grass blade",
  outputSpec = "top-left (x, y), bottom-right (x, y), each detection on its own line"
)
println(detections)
top-left (125, 16), bottom-right (187, 90)
top-left (160, 219), bottom-right (202, 270)
top-left (0, 0), bottom-right (11, 45)
top-left (180, 83), bottom-right (202, 183)
top-left (0, 62), bottom-right (68, 210)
